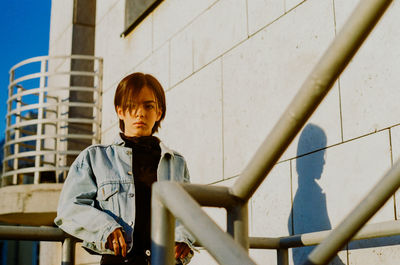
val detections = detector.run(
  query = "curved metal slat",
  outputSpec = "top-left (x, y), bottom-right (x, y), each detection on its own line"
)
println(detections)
top-left (10, 70), bottom-right (100, 87)
top-left (2, 166), bottom-right (71, 177)
top-left (4, 134), bottom-right (98, 147)
top-left (7, 86), bottom-right (100, 102)
top-left (10, 55), bottom-right (102, 72)
top-left (7, 102), bottom-right (99, 117)
top-left (4, 150), bottom-right (82, 161)
top-left (6, 118), bottom-right (100, 132)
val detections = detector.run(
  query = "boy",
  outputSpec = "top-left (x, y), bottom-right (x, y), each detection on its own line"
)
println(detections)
top-left (55, 73), bottom-right (194, 265)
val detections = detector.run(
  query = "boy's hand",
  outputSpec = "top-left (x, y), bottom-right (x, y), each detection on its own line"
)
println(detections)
top-left (107, 228), bottom-right (127, 257)
top-left (175, 242), bottom-right (191, 260)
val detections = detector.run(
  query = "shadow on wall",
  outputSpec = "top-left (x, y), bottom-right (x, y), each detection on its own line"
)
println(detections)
top-left (288, 123), bottom-right (346, 265)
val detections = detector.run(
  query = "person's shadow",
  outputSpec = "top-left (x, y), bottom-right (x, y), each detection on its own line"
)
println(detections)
top-left (288, 124), bottom-right (346, 265)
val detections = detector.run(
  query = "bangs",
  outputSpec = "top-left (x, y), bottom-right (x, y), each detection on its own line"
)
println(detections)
top-left (119, 86), bottom-right (143, 114)
top-left (115, 74), bottom-right (147, 113)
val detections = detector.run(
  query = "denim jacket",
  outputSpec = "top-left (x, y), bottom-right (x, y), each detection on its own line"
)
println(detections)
top-left (55, 135), bottom-right (195, 263)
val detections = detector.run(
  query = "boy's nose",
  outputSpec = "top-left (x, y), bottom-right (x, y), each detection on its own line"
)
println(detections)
top-left (135, 105), bottom-right (145, 117)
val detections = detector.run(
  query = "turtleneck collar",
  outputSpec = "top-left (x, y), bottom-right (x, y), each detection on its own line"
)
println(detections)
top-left (120, 133), bottom-right (160, 150)
top-left (113, 133), bottom-right (175, 158)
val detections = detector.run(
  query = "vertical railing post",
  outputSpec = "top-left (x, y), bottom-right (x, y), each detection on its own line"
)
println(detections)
top-left (62, 237), bottom-right (76, 265)
top-left (151, 190), bottom-right (175, 265)
top-left (277, 248), bottom-right (289, 265)
top-left (3, 69), bottom-right (14, 185)
top-left (94, 58), bottom-right (103, 145)
top-left (227, 202), bottom-right (249, 250)
top-left (55, 94), bottom-right (61, 182)
top-left (34, 59), bottom-right (47, 184)
top-left (13, 85), bottom-right (22, 184)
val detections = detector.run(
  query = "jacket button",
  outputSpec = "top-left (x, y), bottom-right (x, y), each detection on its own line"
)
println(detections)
top-left (145, 249), bottom-right (151, 256)
top-left (127, 171), bottom-right (133, 175)
top-left (128, 193), bottom-right (134, 197)
top-left (129, 221), bottom-right (134, 226)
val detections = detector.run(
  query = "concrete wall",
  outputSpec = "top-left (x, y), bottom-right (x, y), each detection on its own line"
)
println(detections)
top-left (48, 0), bottom-right (400, 264)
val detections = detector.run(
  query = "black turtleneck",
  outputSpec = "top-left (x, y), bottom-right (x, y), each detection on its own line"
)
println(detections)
top-left (121, 133), bottom-right (161, 255)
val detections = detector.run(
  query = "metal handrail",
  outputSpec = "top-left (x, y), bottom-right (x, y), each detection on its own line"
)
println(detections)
top-left (2, 218), bottom-right (400, 265)
top-left (2, 55), bottom-right (103, 186)
top-left (152, 182), bottom-right (256, 265)
top-left (3, 218), bottom-right (400, 263)
top-left (152, 178), bottom-right (400, 264)
top-left (0, 225), bottom-right (79, 265)
top-left (151, 0), bottom-right (395, 264)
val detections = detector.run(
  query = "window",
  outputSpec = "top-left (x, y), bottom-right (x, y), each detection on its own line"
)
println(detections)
top-left (122, 0), bottom-right (163, 37)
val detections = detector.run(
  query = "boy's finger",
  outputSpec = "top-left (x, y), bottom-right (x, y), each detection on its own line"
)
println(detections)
top-left (174, 244), bottom-right (183, 259)
top-left (107, 232), bottom-right (116, 250)
top-left (118, 234), bottom-right (127, 257)
top-left (113, 240), bottom-right (120, 255)
top-left (181, 246), bottom-right (190, 258)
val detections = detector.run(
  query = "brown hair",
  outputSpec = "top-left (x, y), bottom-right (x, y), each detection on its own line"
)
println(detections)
top-left (114, 72), bottom-right (166, 134)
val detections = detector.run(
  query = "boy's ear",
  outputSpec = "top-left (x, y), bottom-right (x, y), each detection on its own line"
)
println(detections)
top-left (156, 109), bottom-right (162, 121)
top-left (116, 106), bottom-right (125, 119)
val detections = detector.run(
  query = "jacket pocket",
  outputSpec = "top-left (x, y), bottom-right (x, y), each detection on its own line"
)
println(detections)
top-left (97, 182), bottom-right (120, 216)
top-left (98, 183), bottom-right (119, 200)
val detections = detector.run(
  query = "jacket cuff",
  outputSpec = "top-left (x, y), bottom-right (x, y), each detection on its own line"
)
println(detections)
top-left (96, 221), bottom-right (122, 252)
top-left (175, 250), bottom-right (194, 265)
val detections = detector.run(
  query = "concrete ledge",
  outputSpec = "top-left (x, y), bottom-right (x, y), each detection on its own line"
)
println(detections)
top-left (0, 184), bottom-right (63, 226)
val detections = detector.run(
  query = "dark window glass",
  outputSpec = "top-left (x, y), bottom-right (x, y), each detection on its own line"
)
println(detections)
top-left (122, 0), bottom-right (163, 37)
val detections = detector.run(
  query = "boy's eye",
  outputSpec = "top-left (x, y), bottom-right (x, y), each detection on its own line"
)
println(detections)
top-left (145, 104), bottom-right (155, 110)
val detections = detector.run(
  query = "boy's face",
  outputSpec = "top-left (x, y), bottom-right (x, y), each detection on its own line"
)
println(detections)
top-left (117, 86), bottom-right (162, 137)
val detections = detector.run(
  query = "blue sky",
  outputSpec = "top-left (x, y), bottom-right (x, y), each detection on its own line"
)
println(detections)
top-left (0, 0), bottom-right (51, 140)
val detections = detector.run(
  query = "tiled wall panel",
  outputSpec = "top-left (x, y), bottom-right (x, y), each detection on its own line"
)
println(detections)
top-left (251, 162), bottom-right (292, 237)
top-left (159, 60), bottom-right (223, 184)
top-left (336, 0), bottom-right (400, 140)
top-left (247, 0), bottom-right (285, 35)
top-left (134, 43), bottom-right (170, 89)
top-left (153, 0), bottom-right (217, 50)
top-left (391, 125), bottom-right (400, 221)
top-left (170, 26), bottom-right (194, 87)
top-left (192, 0), bottom-right (248, 70)
top-left (49, 0), bottom-right (73, 48)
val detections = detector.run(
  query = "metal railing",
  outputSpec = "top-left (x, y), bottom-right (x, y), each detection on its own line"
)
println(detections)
top-left (2, 219), bottom-right (400, 265)
top-left (151, 0), bottom-right (398, 265)
top-left (0, 225), bottom-right (78, 265)
top-left (2, 55), bottom-right (103, 186)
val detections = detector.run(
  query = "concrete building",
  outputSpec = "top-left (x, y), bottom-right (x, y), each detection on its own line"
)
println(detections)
top-left (1, 0), bottom-right (400, 264)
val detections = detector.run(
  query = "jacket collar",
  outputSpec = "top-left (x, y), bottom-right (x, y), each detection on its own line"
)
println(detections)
top-left (112, 133), bottom-right (175, 158)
